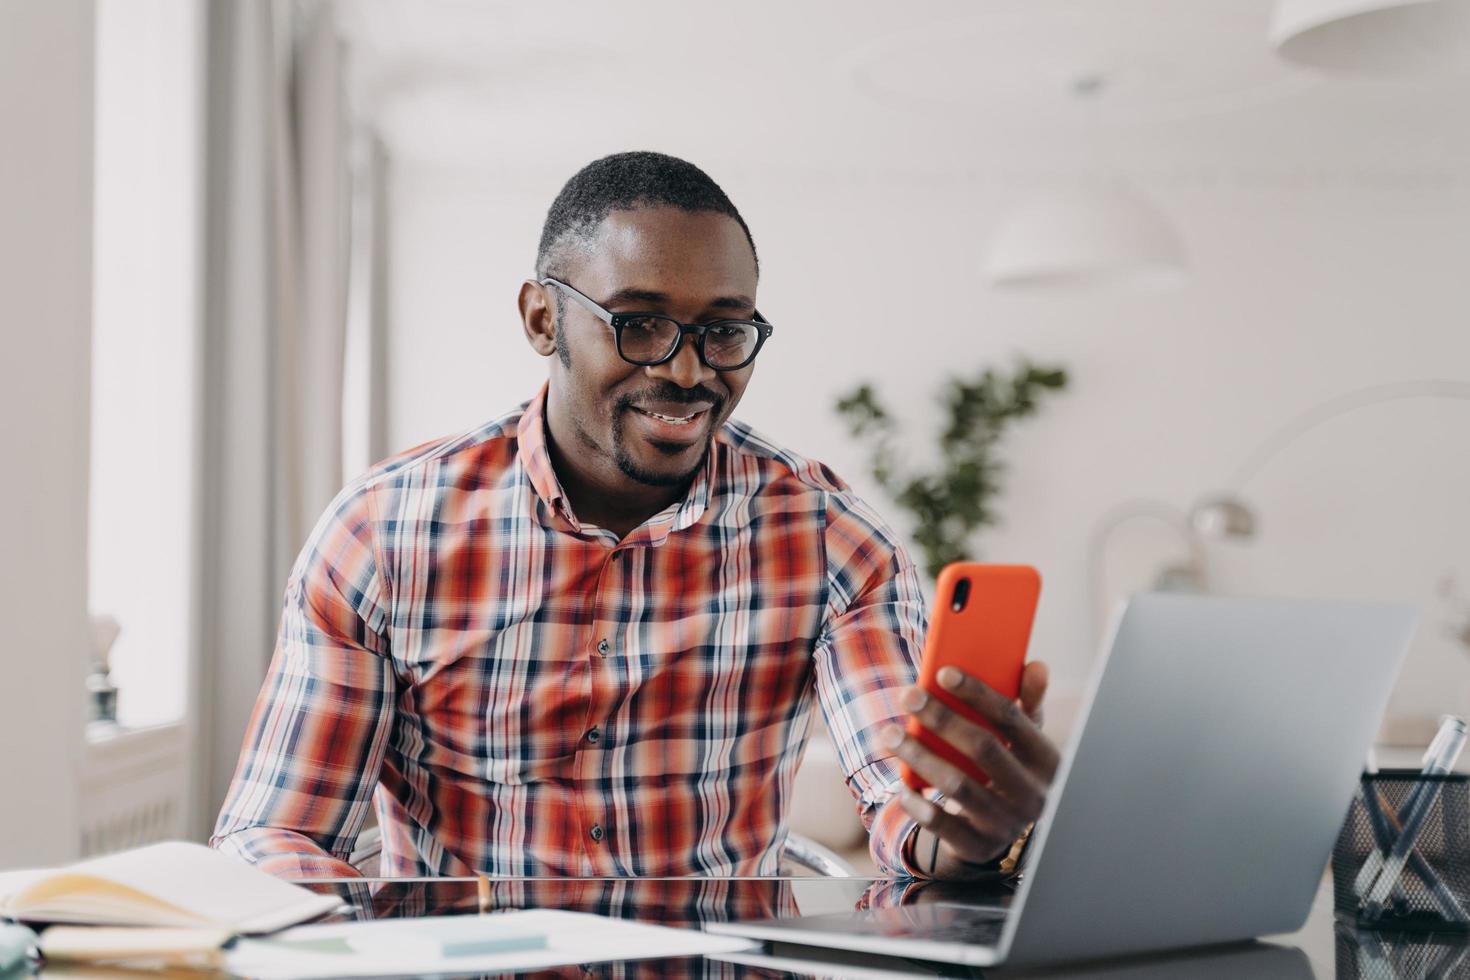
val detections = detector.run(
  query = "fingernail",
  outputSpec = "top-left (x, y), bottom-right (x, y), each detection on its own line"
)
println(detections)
top-left (882, 725), bottom-right (904, 749)
top-left (938, 667), bottom-right (962, 689)
top-left (900, 687), bottom-right (927, 712)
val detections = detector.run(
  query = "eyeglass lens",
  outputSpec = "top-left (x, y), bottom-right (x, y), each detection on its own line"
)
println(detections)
top-left (618, 317), bottom-right (760, 369)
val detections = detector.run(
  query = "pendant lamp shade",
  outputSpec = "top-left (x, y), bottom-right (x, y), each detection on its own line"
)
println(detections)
top-left (1270, 0), bottom-right (1470, 74)
top-left (982, 187), bottom-right (1187, 292)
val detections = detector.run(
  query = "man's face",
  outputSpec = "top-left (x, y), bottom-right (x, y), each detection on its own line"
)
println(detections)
top-left (534, 207), bottom-right (760, 491)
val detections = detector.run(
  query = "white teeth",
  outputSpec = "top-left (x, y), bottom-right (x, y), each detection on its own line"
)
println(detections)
top-left (638, 408), bottom-right (697, 425)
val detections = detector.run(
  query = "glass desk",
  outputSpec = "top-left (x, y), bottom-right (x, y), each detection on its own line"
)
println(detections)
top-left (277, 874), bottom-right (1468, 978)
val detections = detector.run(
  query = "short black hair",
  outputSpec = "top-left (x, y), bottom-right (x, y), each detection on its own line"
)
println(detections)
top-left (536, 151), bottom-right (758, 280)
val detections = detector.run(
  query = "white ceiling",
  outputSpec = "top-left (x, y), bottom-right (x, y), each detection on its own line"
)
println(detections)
top-left (336, 0), bottom-right (1470, 178)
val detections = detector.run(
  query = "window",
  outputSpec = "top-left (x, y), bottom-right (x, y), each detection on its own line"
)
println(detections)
top-left (88, 0), bottom-right (203, 729)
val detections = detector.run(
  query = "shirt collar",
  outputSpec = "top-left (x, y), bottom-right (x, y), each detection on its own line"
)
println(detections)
top-left (516, 383), bottom-right (572, 528)
top-left (516, 382), bottom-right (717, 545)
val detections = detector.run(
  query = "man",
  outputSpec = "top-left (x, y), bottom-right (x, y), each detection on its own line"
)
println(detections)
top-left (212, 152), bottom-right (1059, 880)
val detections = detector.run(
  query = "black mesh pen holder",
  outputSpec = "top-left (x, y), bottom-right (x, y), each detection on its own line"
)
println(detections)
top-left (1334, 920), bottom-right (1470, 980)
top-left (1333, 770), bottom-right (1470, 932)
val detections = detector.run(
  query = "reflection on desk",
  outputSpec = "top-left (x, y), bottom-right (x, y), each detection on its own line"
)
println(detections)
top-left (717, 939), bottom-right (1311, 980)
top-left (278, 876), bottom-right (1470, 979)
top-left (308, 875), bottom-right (858, 925)
top-left (1334, 919), bottom-right (1470, 979)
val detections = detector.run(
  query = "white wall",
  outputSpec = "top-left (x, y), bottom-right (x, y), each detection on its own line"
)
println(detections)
top-left (0, 0), bottom-right (94, 868)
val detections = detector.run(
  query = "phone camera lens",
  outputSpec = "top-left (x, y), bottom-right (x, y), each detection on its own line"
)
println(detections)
top-left (951, 578), bottom-right (971, 612)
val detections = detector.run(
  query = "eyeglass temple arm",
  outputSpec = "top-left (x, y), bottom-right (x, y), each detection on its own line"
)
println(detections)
top-left (538, 277), bottom-right (613, 323)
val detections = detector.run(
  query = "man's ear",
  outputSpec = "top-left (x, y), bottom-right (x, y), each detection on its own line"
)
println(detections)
top-left (519, 279), bottom-right (558, 358)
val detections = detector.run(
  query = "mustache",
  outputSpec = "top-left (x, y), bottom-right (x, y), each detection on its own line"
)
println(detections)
top-left (616, 383), bottom-right (726, 411)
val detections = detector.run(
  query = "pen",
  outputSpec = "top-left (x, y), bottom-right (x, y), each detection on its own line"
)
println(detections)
top-left (1359, 743), bottom-right (1463, 918)
top-left (1357, 773), bottom-right (1400, 900)
top-left (1363, 716), bottom-right (1468, 917)
top-left (1353, 717), bottom-right (1460, 898)
top-left (1359, 774), bottom-right (1467, 921)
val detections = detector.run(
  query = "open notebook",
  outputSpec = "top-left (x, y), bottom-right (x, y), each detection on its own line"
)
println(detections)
top-left (0, 841), bottom-right (342, 933)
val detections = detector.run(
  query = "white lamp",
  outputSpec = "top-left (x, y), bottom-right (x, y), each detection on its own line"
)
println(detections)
top-left (1190, 379), bottom-right (1470, 541)
top-left (982, 186), bottom-right (1187, 292)
top-left (1270, 0), bottom-right (1470, 74)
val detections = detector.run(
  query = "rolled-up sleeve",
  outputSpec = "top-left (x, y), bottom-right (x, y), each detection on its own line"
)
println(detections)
top-left (812, 490), bottom-right (929, 876)
top-left (210, 483), bottom-right (395, 879)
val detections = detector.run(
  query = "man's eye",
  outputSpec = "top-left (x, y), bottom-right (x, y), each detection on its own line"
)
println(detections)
top-left (706, 325), bottom-right (749, 346)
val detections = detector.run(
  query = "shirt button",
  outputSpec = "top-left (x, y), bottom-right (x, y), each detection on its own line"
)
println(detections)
top-left (596, 639), bottom-right (609, 657)
top-left (586, 728), bottom-right (600, 744)
top-left (589, 824), bottom-right (604, 842)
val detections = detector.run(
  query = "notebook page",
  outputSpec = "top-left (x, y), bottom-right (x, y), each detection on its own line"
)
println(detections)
top-left (5, 842), bottom-right (341, 931)
top-left (0, 868), bottom-right (49, 906)
top-left (6, 877), bottom-right (210, 927)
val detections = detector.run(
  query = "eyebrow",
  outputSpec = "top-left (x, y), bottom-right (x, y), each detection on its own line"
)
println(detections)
top-left (600, 287), bottom-right (755, 314)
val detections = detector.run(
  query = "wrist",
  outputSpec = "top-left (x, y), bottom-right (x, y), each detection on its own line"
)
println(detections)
top-left (907, 827), bottom-right (1001, 879)
top-left (919, 823), bottom-right (1034, 880)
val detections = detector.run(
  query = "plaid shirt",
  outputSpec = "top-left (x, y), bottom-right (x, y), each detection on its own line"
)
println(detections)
top-left (211, 384), bottom-right (928, 878)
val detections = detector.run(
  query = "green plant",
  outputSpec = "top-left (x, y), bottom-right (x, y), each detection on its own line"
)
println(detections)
top-left (835, 362), bottom-right (1069, 580)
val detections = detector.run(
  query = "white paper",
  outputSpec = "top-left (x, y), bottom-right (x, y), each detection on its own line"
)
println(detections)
top-left (0, 843), bottom-right (341, 932)
top-left (226, 909), bottom-right (759, 978)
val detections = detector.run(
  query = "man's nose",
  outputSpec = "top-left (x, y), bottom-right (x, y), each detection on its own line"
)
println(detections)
top-left (646, 333), bottom-right (716, 389)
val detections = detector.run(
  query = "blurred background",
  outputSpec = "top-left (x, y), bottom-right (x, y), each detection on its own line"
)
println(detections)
top-left (2, 0), bottom-right (1468, 872)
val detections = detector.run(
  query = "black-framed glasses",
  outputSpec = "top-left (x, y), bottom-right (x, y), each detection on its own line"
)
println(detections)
top-left (539, 277), bottom-right (774, 371)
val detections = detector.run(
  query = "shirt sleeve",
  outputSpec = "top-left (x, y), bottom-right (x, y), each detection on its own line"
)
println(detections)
top-left (812, 489), bottom-right (930, 876)
top-left (209, 483), bottom-right (395, 879)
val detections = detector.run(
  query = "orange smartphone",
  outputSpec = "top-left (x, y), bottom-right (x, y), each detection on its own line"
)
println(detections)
top-left (901, 562), bottom-right (1042, 792)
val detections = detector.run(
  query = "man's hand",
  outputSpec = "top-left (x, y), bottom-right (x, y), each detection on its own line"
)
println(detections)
top-left (882, 661), bottom-right (1060, 878)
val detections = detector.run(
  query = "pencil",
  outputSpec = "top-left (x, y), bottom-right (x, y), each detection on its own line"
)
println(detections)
top-left (478, 873), bottom-right (490, 914)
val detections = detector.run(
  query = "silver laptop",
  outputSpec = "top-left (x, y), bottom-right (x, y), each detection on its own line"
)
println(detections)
top-left (708, 593), bottom-right (1416, 968)
top-left (707, 935), bottom-right (1313, 980)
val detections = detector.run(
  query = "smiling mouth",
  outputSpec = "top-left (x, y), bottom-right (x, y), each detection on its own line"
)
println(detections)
top-left (631, 406), bottom-right (707, 426)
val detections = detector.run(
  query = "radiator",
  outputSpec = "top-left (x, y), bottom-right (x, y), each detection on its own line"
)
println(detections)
top-left (78, 721), bottom-right (188, 857)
